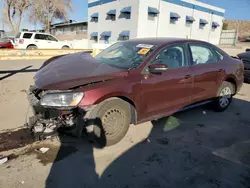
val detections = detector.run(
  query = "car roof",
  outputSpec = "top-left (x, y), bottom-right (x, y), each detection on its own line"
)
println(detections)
top-left (21, 31), bottom-right (50, 35)
top-left (126, 37), bottom-right (209, 46)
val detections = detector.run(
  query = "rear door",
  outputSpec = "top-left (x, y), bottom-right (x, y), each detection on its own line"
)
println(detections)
top-left (140, 44), bottom-right (193, 120)
top-left (188, 43), bottom-right (225, 103)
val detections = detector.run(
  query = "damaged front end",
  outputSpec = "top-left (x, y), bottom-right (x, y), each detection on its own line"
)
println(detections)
top-left (26, 86), bottom-right (94, 140)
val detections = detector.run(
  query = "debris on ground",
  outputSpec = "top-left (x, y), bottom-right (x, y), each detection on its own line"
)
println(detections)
top-left (36, 147), bottom-right (49, 154)
top-left (202, 111), bottom-right (207, 115)
top-left (163, 116), bottom-right (180, 132)
top-left (0, 156), bottom-right (8, 164)
top-left (147, 139), bottom-right (151, 143)
top-left (20, 181), bottom-right (24, 184)
top-left (0, 128), bottom-right (35, 153)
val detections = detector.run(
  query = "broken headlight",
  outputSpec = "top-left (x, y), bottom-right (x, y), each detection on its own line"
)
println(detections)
top-left (40, 92), bottom-right (84, 107)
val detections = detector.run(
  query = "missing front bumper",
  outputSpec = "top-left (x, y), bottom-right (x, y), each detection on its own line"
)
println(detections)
top-left (26, 86), bottom-right (95, 140)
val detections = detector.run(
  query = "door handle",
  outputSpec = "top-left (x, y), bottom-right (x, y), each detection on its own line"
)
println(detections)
top-left (184, 75), bottom-right (191, 79)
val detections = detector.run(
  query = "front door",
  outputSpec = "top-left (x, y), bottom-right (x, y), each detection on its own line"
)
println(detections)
top-left (188, 43), bottom-right (225, 103)
top-left (46, 35), bottom-right (60, 49)
top-left (140, 44), bottom-right (193, 121)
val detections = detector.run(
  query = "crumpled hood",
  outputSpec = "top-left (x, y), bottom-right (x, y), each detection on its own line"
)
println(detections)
top-left (35, 52), bottom-right (127, 90)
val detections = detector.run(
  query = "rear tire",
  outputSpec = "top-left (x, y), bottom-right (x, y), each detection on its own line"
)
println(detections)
top-left (212, 81), bottom-right (235, 112)
top-left (89, 98), bottom-right (131, 147)
top-left (27, 45), bottom-right (37, 50)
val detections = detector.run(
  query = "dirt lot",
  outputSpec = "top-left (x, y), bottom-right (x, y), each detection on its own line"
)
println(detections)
top-left (1, 58), bottom-right (250, 188)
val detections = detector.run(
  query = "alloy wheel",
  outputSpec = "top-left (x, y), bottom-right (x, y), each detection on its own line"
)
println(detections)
top-left (219, 87), bottom-right (232, 108)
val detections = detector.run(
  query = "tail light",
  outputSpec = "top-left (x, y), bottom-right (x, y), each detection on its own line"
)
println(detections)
top-left (19, 39), bottom-right (24, 44)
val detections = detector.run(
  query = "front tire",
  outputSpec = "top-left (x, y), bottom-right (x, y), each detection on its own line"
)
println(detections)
top-left (212, 81), bottom-right (235, 112)
top-left (89, 98), bottom-right (131, 147)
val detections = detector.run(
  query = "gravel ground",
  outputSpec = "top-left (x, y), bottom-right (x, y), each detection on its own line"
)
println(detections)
top-left (0, 58), bottom-right (250, 188)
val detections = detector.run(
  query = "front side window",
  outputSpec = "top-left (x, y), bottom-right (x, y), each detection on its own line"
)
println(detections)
top-left (46, 35), bottom-right (58, 42)
top-left (152, 45), bottom-right (187, 69)
top-left (190, 45), bottom-right (218, 65)
top-left (214, 50), bottom-right (224, 60)
top-left (35, 34), bottom-right (46, 40)
top-left (94, 42), bottom-right (157, 69)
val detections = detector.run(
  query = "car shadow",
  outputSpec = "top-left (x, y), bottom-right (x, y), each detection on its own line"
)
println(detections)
top-left (45, 98), bottom-right (250, 188)
top-left (0, 66), bottom-right (38, 81)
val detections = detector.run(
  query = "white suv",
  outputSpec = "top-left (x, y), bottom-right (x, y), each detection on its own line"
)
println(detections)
top-left (14, 32), bottom-right (71, 50)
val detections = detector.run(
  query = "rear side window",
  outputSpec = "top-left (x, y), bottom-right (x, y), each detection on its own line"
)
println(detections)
top-left (190, 45), bottom-right (218, 65)
top-left (22, 33), bottom-right (33, 39)
top-left (35, 34), bottom-right (46, 40)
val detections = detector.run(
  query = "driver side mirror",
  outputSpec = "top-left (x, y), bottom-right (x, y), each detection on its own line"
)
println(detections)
top-left (148, 62), bottom-right (168, 74)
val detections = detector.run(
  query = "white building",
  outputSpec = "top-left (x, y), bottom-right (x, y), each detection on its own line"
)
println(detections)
top-left (88, 0), bottom-right (225, 47)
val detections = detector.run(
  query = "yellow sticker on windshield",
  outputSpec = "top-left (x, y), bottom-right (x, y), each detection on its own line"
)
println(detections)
top-left (138, 48), bottom-right (150, 55)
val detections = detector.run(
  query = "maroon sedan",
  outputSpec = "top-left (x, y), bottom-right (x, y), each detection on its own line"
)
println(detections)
top-left (27, 38), bottom-right (244, 146)
top-left (0, 37), bottom-right (14, 49)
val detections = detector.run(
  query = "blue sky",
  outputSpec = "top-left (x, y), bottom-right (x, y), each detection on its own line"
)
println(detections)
top-left (1, 0), bottom-right (250, 30)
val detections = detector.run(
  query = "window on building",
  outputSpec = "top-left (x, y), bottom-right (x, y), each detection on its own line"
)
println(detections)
top-left (120, 7), bottom-right (131, 19)
top-left (212, 22), bottom-right (220, 30)
top-left (91, 13), bottom-right (99, 23)
top-left (186, 16), bottom-right (195, 26)
top-left (22, 33), bottom-right (33, 39)
top-left (119, 36), bottom-right (129, 41)
top-left (148, 7), bottom-right (159, 21)
top-left (93, 17), bottom-right (98, 22)
top-left (148, 13), bottom-right (157, 21)
top-left (189, 45), bottom-right (218, 65)
top-left (91, 36), bottom-right (98, 43)
top-left (122, 13), bottom-right (130, 19)
top-left (110, 14), bottom-right (116, 21)
top-left (199, 19), bottom-right (208, 29)
top-left (170, 18), bottom-right (178, 24)
top-left (170, 12), bottom-right (180, 24)
top-left (103, 36), bottom-right (110, 44)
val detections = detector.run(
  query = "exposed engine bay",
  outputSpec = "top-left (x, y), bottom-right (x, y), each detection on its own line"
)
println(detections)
top-left (26, 85), bottom-right (94, 140)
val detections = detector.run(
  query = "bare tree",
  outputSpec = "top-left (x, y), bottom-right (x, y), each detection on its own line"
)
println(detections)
top-left (0, 0), bottom-right (31, 34)
top-left (30, 0), bottom-right (72, 33)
